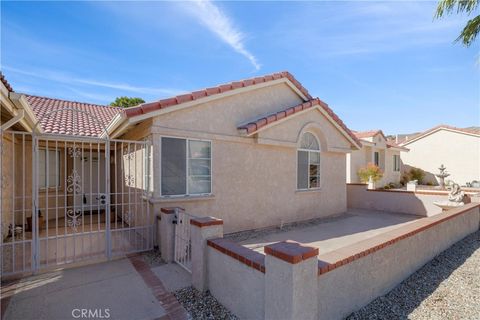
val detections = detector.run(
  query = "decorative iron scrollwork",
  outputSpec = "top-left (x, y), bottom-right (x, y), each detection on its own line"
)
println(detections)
top-left (67, 209), bottom-right (82, 232)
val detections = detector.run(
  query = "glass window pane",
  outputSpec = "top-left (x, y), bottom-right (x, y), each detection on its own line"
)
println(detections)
top-left (297, 151), bottom-right (308, 189)
top-left (309, 164), bottom-right (320, 188)
top-left (161, 138), bottom-right (186, 195)
top-left (47, 151), bottom-right (59, 187)
top-left (309, 152), bottom-right (320, 165)
top-left (189, 159), bottom-right (211, 176)
top-left (38, 150), bottom-right (46, 188)
top-left (300, 132), bottom-right (319, 150)
top-left (188, 176), bottom-right (211, 194)
top-left (189, 140), bottom-right (211, 159)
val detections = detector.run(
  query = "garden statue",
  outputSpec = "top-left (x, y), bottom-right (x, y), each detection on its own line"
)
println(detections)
top-left (434, 182), bottom-right (465, 211)
top-left (447, 183), bottom-right (465, 204)
top-left (435, 164), bottom-right (450, 189)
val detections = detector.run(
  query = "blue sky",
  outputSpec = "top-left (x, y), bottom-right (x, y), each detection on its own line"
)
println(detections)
top-left (1, 1), bottom-right (479, 134)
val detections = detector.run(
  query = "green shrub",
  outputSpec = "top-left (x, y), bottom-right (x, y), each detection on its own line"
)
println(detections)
top-left (400, 167), bottom-right (425, 185)
top-left (357, 163), bottom-right (383, 183)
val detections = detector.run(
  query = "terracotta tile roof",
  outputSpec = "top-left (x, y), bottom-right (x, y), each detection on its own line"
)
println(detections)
top-left (0, 72), bottom-right (13, 92)
top-left (400, 124), bottom-right (480, 145)
top-left (237, 98), bottom-right (362, 147)
top-left (386, 140), bottom-right (409, 151)
top-left (123, 71), bottom-right (312, 118)
top-left (24, 94), bottom-right (122, 137)
top-left (353, 130), bottom-right (386, 139)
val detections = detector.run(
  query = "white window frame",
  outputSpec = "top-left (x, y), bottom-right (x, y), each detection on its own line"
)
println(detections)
top-left (393, 154), bottom-right (400, 172)
top-left (296, 132), bottom-right (321, 191)
top-left (38, 148), bottom-right (61, 189)
top-left (160, 136), bottom-right (213, 197)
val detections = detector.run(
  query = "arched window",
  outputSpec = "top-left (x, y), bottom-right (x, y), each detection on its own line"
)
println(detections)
top-left (297, 132), bottom-right (320, 189)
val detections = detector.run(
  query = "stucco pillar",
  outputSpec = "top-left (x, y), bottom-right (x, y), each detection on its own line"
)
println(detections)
top-left (159, 207), bottom-right (183, 262)
top-left (264, 240), bottom-right (319, 320)
top-left (190, 216), bottom-right (224, 292)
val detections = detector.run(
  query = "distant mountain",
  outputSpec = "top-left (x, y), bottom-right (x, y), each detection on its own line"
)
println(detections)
top-left (387, 126), bottom-right (479, 144)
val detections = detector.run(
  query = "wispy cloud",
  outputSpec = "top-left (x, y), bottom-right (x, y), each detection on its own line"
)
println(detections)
top-left (3, 66), bottom-right (183, 97)
top-left (182, 0), bottom-right (260, 70)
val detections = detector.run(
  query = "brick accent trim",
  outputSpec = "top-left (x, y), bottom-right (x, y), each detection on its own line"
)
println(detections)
top-left (317, 203), bottom-right (480, 276)
top-left (207, 238), bottom-right (266, 273)
top-left (160, 207), bottom-right (185, 214)
top-left (128, 254), bottom-right (188, 320)
top-left (365, 188), bottom-right (478, 196)
top-left (190, 217), bottom-right (223, 227)
top-left (265, 240), bottom-right (319, 264)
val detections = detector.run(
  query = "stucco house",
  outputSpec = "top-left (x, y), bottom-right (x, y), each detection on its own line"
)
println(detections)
top-left (399, 125), bottom-right (480, 186)
top-left (1, 71), bottom-right (361, 275)
top-left (346, 130), bottom-right (408, 187)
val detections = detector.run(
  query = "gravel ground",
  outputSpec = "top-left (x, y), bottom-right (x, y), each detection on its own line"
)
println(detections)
top-left (347, 230), bottom-right (480, 320)
top-left (174, 286), bottom-right (238, 320)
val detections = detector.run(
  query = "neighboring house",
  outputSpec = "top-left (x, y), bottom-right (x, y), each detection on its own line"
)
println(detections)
top-left (1, 71), bottom-right (361, 276)
top-left (346, 130), bottom-right (408, 187)
top-left (399, 125), bottom-right (480, 186)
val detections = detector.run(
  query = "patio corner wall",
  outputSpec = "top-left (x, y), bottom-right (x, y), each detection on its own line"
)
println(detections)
top-left (346, 183), bottom-right (479, 216)
top-left (316, 202), bottom-right (480, 320)
top-left (193, 203), bottom-right (479, 320)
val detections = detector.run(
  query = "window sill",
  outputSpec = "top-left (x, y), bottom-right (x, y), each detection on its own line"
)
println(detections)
top-left (295, 188), bottom-right (322, 194)
top-left (150, 194), bottom-right (215, 203)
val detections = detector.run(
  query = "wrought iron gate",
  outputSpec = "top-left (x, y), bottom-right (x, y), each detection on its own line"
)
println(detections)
top-left (173, 209), bottom-right (194, 272)
top-left (1, 109), bottom-right (153, 277)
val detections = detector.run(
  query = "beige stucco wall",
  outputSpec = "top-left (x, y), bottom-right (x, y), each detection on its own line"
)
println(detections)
top-left (149, 84), bottom-right (351, 233)
top-left (401, 130), bottom-right (480, 186)
top-left (346, 137), bottom-right (402, 187)
top-left (207, 247), bottom-right (264, 320)
top-left (317, 204), bottom-right (480, 320)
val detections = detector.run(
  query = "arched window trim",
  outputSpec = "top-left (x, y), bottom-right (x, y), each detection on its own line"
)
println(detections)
top-left (297, 132), bottom-right (321, 190)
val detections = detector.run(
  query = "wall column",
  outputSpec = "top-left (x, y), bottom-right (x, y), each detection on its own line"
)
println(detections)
top-left (264, 240), bottom-right (319, 320)
top-left (190, 216), bottom-right (224, 292)
top-left (159, 207), bottom-right (183, 262)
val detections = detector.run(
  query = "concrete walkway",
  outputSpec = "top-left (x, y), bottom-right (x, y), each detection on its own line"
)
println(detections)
top-left (2, 258), bottom-right (169, 320)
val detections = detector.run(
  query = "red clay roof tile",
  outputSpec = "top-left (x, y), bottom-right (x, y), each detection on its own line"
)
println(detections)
top-left (24, 94), bottom-right (122, 137)
top-left (123, 71), bottom-right (312, 118)
top-left (238, 98), bottom-right (361, 147)
top-left (0, 72), bottom-right (13, 92)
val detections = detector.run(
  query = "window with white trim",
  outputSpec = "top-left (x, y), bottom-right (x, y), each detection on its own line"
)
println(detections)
top-left (38, 149), bottom-right (60, 188)
top-left (297, 132), bottom-right (320, 190)
top-left (374, 151), bottom-right (380, 166)
top-left (161, 137), bottom-right (211, 196)
top-left (393, 154), bottom-right (400, 172)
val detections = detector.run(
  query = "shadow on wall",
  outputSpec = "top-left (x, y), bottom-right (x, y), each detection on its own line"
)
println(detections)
top-left (347, 230), bottom-right (480, 319)
top-left (347, 184), bottom-right (446, 216)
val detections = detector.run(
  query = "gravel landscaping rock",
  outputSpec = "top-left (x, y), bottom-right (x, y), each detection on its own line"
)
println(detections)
top-left (174, 286), bottom-right (238, 320)
top-left (347, 230), bottom-right (480, 320)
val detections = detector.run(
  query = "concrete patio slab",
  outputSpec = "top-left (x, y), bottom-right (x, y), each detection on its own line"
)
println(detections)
top-left (3, 258), bottom-right (167, 320)
top-left (233, 209), bottom-right (422, 255)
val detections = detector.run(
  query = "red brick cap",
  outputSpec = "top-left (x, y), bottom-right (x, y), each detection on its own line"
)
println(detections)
top-left (264, 240), bottom-right (319, 264)
top-left (160, 207), bottom-right (185, 214)
top-left (190, 216), bottom-right (223, 227)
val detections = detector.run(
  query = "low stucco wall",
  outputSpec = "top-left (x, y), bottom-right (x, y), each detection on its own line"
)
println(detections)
top-left (346, 184), bottom-right (459, 216)
top-left (316, 203), bottom-right (480, 320)
top-left (207, 246), bottom-right (265, 320)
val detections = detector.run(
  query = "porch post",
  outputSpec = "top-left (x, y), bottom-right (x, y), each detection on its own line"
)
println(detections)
top-left (190, 216), bottom-right (224, 292)
top-left (264, 240), bottom-right (319, 320)
top-left (159, 207), bottom-right (182, 262)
